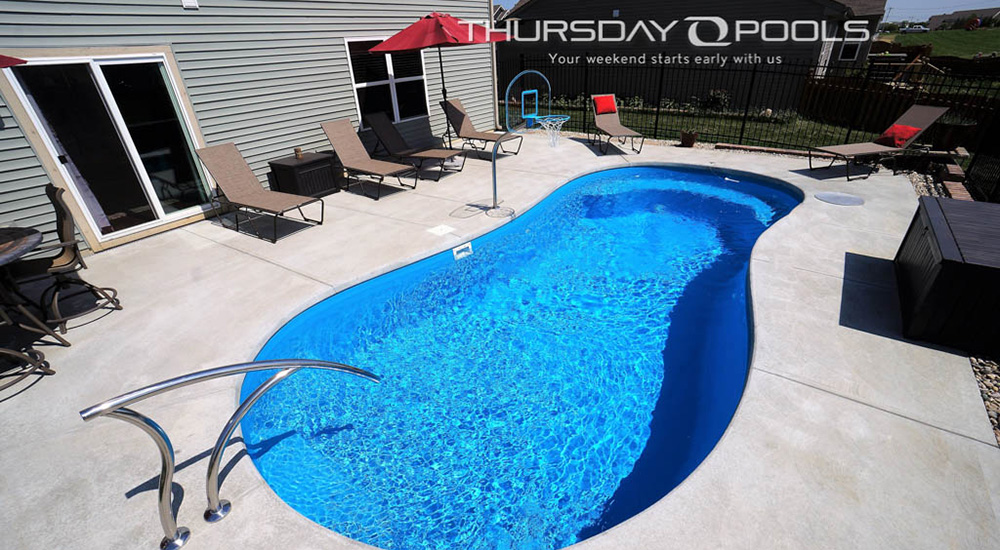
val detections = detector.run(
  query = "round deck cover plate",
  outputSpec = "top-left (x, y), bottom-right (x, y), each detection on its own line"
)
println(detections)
top-left (815, 191), bottom-right (865, 206)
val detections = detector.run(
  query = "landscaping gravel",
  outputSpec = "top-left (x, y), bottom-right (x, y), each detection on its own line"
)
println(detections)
top-left (971, 357), bottom-right (1000, 445)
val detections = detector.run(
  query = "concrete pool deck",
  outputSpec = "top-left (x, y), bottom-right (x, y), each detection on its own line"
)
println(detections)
top-left (1, 134), bottom-right (997, 549)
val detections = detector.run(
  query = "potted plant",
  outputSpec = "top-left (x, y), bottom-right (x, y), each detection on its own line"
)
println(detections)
top-left (679, 129), bottom-right (699, 147)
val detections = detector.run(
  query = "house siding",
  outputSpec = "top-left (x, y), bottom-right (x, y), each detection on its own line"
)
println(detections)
top-left (0, 96), bottom-right (67, 244)
top-left (0, 0), bottom-right (496, 248)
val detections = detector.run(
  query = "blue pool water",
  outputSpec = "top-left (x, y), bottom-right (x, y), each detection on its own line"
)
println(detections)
top-left (241, 165), bottom-right (801, 550)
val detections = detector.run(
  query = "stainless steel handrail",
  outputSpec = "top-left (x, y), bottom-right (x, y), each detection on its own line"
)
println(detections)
top-left (80, 360), bottom-right (380, 549)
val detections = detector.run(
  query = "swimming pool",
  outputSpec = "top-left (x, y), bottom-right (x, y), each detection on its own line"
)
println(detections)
top-left (241, 165), bottom-right (802, 550)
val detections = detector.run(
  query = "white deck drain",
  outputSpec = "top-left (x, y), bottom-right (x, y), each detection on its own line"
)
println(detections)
top-left (427, 224), bottom-right (455, 236)
top-left (452, 242), bottom-right (473, 260)
top-left (815, 192), bottom-right (865, 206)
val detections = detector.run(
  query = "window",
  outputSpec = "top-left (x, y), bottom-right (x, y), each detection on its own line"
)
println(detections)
top-left (346, 39), bottom-right (429, 127)
top-left (839, 41), bottom-right (861, 61)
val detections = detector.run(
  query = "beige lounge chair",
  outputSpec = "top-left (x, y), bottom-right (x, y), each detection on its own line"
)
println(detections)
top-left (440, 98), bottom-right (523, 154)
top-left (809, 104), bottom-right (949, 180)
top-left (588, 94), bottom-right (645, 155)
top-left (321, 119), bottom-right (418, 200)
top-left (365, 112), bottom-right (466, 181)
top-left (196, 142), bottom-right (324, 242)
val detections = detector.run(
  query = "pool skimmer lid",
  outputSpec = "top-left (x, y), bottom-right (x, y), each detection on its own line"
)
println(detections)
top-left (427, 224), bottom-right (456, 236)
top-left (815, 191), bottom-right (864, 206)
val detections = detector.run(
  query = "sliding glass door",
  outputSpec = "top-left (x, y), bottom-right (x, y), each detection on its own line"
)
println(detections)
top-left (101, 62), bottom-right (208, 215)
top-left (10, 57), bottom-right (209, 238)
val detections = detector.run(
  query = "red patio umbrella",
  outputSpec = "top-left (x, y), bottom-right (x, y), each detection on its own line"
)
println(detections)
top-left (370, 12), bottom-right (507, 104)
top-left (0, 54), bottom-right (27, 69)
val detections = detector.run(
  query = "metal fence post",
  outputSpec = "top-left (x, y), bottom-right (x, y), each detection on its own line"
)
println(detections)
top-left (583, 52), bottom-right (591, 136)
top-left (653, 62), bottom-right (666, 140)
top-left (738, 64), bottom-right (758, 145)
top-left (845, 63), bottom-right (874, 144)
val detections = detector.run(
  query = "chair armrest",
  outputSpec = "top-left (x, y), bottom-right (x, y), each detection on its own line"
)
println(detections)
top-left (29, 240), bottom-right (80, 253)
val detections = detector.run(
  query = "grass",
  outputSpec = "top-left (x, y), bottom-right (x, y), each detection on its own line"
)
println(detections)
top-left (503, 105), bottom-right (871, 150)
top-left (891, 28), bottom-right (1000, 58)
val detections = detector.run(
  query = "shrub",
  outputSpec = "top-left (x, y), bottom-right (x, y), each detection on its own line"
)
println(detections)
top-left (624, 96), bottom-right (646, 109)
top-left (701, 89), bottom-right (731, 111)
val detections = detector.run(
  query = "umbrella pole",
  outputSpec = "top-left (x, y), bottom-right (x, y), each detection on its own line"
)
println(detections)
top-left (438, 46), bottom-right (453, 149)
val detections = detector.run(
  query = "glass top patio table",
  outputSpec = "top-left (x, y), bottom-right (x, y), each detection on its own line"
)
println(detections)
top-left (0, 227), bottom-right (43, 267)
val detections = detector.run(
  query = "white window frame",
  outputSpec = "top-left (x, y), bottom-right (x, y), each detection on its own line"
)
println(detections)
top-left (2, 53), bottom-right (213, 244)
top-left (344, 37), bottom-right (431, 128)
top-left (838, 40), bottom-right (861, 61)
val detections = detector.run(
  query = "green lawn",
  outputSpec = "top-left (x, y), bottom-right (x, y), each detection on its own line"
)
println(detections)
top-left (891, 28), bottom-right (1000, 58)
top-left (502, 105), bottom-right (869, 150)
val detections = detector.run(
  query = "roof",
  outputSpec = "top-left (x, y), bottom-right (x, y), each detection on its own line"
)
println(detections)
top-left (502, 0), bottom-right (532, 19)
top-left (929, 7), bottom-right (1000, 22)
top-left (835, 0), bottom-right (886, 17)
top-left (503, 0), bottom-right (885, 20)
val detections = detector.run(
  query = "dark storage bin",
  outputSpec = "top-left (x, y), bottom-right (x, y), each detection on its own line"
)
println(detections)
top-left (268, 152), bottom-right (341, 197)
top-left (894, 196), bottom-right (1000, 356)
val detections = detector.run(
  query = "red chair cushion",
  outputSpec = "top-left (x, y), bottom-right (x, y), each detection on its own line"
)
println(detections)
top-left (874, 124), bottom-right (921, 148)
top-left (593, 95), bottom-right (617, 115)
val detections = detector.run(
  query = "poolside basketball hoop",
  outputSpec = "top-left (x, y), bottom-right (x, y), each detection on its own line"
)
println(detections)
top-left (504, 70), bottom-right (568, 148)
top-left (482, 70), bottom-right (565, 219)
top-left (536, 115), bottom-right (571, 147)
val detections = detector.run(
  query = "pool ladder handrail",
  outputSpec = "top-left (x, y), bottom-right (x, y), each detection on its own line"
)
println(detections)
top-left (79, 359), bottom-right (380, 550)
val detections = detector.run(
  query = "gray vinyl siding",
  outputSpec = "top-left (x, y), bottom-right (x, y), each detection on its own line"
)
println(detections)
top-left (0, 97), bottom-right (68, 246)
top-left (0, 0), bottom-right (496, 245)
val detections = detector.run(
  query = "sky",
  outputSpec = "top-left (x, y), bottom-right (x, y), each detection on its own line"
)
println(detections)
top-left (885, 1), bottom-right (999, 22)
top-left (492, 0), bottom-right (1000, 24)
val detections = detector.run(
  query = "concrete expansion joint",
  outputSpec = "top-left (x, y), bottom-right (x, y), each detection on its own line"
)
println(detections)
top-left (755, 367), bottom-right (1000, 450)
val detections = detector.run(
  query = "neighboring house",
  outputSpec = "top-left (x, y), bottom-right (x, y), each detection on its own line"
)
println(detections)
top-left (494, 5), bottom-right (508, 23)
top-left (498, 0), bottom-right (886, 68)
top-left (0, 1), bottom-right (496, 252)
top-left (928, 8), bottom-right (1000, 30)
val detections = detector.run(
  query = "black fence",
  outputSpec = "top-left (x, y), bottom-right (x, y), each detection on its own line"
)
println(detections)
top-left (497, 55), bottom-right (1000, 201)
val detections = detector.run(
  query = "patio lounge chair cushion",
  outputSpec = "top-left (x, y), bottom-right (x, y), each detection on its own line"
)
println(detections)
top-left (441, 99), bottom-right (518, 143)
top-left (811, 105), bottom-right (949, 159)
top-left (365, 112), bottom-right (463, 161)
top-left (875, 124), bottom-right (922, 148)
top-left (812, 142), bottom-right (901, 157)
top-left (321, 119), bottom-right (414, 176)
top-left (364, 112), bottom-right (412, 154)
top-left (591, 95), bottom-right (641, 138)
top-left (594, 113), bottom-right (642, 138)
top-left (196, 143), bottom-right (319, 215)
top-left (593, 95), bottom-right (617, 115)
